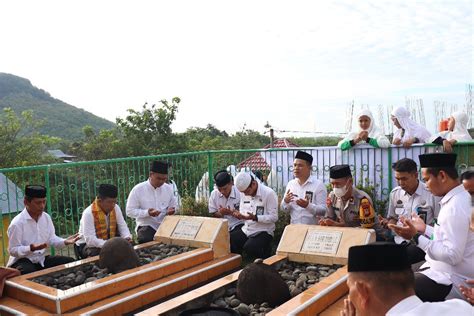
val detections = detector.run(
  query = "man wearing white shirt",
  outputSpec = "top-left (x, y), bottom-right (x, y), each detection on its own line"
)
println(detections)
top-left (7, 185), bottom-right (79, 274)
top-left (126, 161), bottom-right (177, 244)
top-left (75, 184), bottom-right (132, 258)
top-left (208, 170), bottom-right (243, 253)
top-left (281, 151), bottom-right (327, 225)
top-left (340, 243), bottom-right (472, 316)
top-left (461, 171), bottom-right (474, 206)
top-left (230, 172), bottom-right (278, 259)
top-left (390, 153), bottom-right (474, 302)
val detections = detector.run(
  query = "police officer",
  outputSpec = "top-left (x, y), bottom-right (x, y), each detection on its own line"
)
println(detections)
top-left (208, 170), bottom-right (244, 253)
top-left (381, 158), bottom-right (439, 263)
top-left (389, 153), bottom-right (474, 302)
top-left (320, 165), bottom-right (382, 237)
top-left (230, 172), bottom-right (278, 259)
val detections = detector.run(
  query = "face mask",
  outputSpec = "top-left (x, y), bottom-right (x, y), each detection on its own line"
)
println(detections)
top-left (333, 182), bottom-right (349, 198)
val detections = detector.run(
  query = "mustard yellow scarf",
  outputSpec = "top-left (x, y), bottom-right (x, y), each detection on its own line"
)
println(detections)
top-left (91, 198), bottom-right (117, 239)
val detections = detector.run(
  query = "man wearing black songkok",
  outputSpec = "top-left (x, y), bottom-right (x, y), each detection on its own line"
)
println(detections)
top-left (320, 165), bottom-right (383, 239)
top-left (281, 151), bottom-right (327, 225)
top-left (126, 161), bottom-right (178, 243)
top-left (208, 170), bottom-right (243, 253)
top-left (341, 243), bottom-right (472, 315)
top-left (75, 184), bottom-right (132, 258)
top-left (7, 185), bottom-right (79, 274)
top-left (389, 153), bottom-right (473, 302)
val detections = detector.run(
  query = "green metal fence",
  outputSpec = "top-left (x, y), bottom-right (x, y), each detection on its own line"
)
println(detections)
top-left (0, 143), bottom-right (472, 266)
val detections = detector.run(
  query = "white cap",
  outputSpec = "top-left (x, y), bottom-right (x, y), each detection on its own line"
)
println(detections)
top-left (235, 172), bottom-right (252, 191)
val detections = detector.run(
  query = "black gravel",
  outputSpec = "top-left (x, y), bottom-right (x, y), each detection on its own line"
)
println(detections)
top-left (209, 261), bottom-right (343, 315)
top-left (30, 243), bottom-right (193, 290)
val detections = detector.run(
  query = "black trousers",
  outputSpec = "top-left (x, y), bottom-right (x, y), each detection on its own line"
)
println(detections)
top-left (230, 228), bottom-right (273, 259)
top-left (11, 256), bottom-right (75, 275)
top-left (75, 243), bottom-right (101, 259)
top-left (415, 272), bottom-right (453, 302)
top-left (137, 225), bottom-right (157, 244)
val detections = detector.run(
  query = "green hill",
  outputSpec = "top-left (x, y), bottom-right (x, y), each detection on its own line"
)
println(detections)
top-left (0, 73), bottom-right (115, 140)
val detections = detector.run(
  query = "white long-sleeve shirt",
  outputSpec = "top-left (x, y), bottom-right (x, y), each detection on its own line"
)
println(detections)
top-left (126, 180), bottom-right (177, 231)
top-left (208, 185), bottom-right (244, 230)
top-left (7, 208), bottom-right (66, 267)
top-left (240, 183), bottom-right (278, 237)
top-left (280, 175), bottom-right (327, 225)
top-left (76, 203), bottom-right (131, 248)
top-left (417, 185), bottom-right (474, 286)
top-left (386, 295), bottom-right (473, 315)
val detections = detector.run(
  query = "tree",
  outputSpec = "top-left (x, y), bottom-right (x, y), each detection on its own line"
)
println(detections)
top-left (0, 108), bottom-right (59, 168)
top-left (116, 98), bottom-right (181, 155)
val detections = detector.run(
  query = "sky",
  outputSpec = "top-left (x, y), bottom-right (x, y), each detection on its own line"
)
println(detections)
top-left (0, 0), bottom-right (472, 137)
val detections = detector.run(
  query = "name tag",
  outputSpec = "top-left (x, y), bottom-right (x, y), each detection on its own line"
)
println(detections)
top-left (256, 206), bottom-right (265, 215)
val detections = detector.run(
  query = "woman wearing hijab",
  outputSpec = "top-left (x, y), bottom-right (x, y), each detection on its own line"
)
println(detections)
top-left (429, 111), bottom-right (472, 153)
top-left (391, 106), bottom-right (431, 148)
top-left (338, 109), bottom-right (390, 151)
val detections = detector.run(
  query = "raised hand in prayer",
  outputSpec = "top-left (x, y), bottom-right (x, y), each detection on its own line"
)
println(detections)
top-left (64, 233), bottom-right (80, 245)
top-left (284, 190), bottom-right (296, 203)
top-left (443, 139), bottom-right (456, 153)
top-left (218, 206), bottom-right (233, 216)
top-left (148, 208), bottom-right (161, 217)
top-left (392, 138), bottom-right (402, 145)
top-left (30, 243), bottom-right (48, 251)
top-left (460, 279), bottom-right (474, 305)
top-left (388, 216), bottom-right (417, 240)
top-left (166, 207), bottom-right (176, 215)
top-left (340, 297), bottom-right (356, 316)
top-left (295, 197), bottom-right (309, 208)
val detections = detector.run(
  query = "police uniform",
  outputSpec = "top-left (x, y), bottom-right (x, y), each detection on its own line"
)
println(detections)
top-left (413, 153), bottom-right (474, 302)
top-left (326, 187), bottom-right (381, 229)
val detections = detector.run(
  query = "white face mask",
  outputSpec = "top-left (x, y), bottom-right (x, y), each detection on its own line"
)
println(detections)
top-left (333, 182), bottom-right (349, 198)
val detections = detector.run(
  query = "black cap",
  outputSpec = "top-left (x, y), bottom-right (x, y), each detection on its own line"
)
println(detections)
top-left (25, 185), bottom-right (47, 198)
top-left (150, 161), bottom-right (168, 174)
top-left (348, 243), bottom-right (411, 272)
top-left (98, 184), bottom-right (118, 198)
top-left (214, 170), bottom-right (231, 187)
top-left (295, 150), bottom-right (313, 164)
top-left (330, 165), bottom-right (352, 179)
top-left (419, 153), bottom-right (457, 168)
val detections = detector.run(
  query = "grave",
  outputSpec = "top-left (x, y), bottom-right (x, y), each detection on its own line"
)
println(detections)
top-left (137, 224), bottom-right (375, 316)
top-left (0, 216), bottom-right (241, 315)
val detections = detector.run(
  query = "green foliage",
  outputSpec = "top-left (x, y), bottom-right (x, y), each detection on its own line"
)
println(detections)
top-left (180, 195), bottom-right (211, 217)
top-left (0, 73), bottom-right (115, 140)
top-left (288, 136), bottom-right (341, 147)
top-left (0, 108), bottom-right (59, 168)
top-left (116, 98), bottom-right (181, 156)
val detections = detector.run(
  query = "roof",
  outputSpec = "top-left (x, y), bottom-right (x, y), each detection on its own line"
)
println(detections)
top-left (0, 173), bottom-right (24, 214)
top-left (237, 138), bottom-right (299, 171)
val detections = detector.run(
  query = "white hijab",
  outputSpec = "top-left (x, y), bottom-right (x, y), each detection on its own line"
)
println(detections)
top-left (449, 111), bottom-right (472, 141)
top-left (391, 106), bottom-right (431, 143)
top-left (341, 109), bottom-right (390, 148)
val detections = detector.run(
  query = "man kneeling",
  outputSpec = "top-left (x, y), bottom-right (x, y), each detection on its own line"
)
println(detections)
top-left (7, 185), bottom-right (79, 274)
top-left (75, 184), bottom-right (132, 258)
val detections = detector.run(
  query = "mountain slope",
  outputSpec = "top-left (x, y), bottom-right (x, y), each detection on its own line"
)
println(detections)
top-left (0, 73), bottom-right (115, 140)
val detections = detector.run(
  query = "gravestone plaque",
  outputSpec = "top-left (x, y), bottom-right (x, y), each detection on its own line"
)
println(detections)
top-left (301, 230), bottom-right (342, 255)
top-left (171, 219), bottom-right (204, 239)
